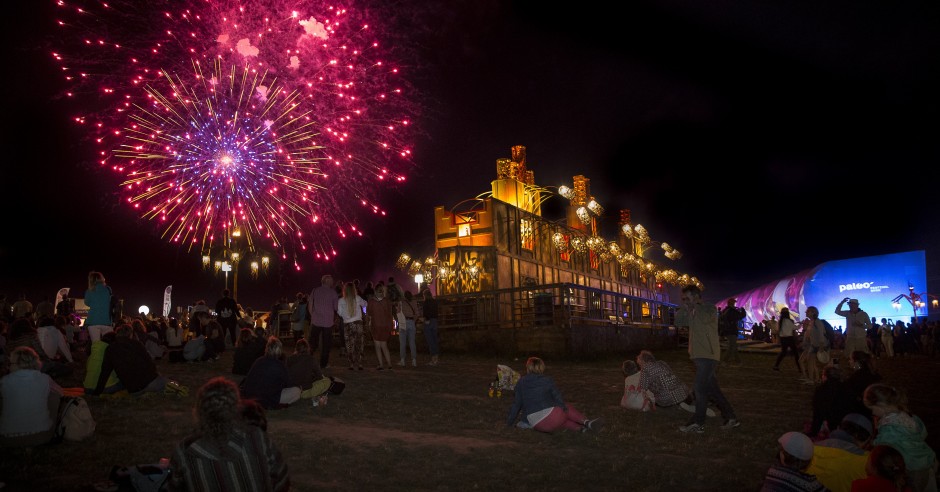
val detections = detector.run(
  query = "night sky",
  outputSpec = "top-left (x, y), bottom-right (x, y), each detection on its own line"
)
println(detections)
top-left (2, 1), bottom-right (938, 314)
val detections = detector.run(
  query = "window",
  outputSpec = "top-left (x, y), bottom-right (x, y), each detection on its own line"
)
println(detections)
top-left (520, 218), bottom-right (534, 251)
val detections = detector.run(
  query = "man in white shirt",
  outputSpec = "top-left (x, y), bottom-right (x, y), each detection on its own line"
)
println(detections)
top-left (834, 298), bottom-right (871, 355)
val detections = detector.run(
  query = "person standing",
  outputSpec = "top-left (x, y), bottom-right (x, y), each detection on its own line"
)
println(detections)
top-left (800, 306), bottom-right (831, 385)
top-left (290, 292), bottom-right (309, 342)
top-left (719, 298), bottom-right (746, 365)
top-left (421, 289), bottom-right (441, 366)
top-left (773, 307), bottom-right (802, 373)
top-left (835, 298), bottom-right (871, 356)
top-left (879, 318), bottom-right (895, 358)
top-left (766, 315), bottom-right (780, 344)
top-left (397, 290), bottom-right (419, 367)
top-left (367, 285), bottom-right (395, 371)
top-left (84, 271), bottom-right (113, 342)
top-left (215, 289), bottom-right (240, 348)
top-left (337, 282), bottom-right (368, 371)
top-left (307, 274), bottom-right (338, 369)
top-left (675, 285), bottom-right (740, 433)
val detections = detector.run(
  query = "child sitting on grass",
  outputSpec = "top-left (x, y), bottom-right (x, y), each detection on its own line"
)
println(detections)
top-left (621, 360), bottom-right (654, 411)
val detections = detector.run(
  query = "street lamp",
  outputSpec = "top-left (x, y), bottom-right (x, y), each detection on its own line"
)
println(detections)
top-left (202, 226), bottom-right (271, 300)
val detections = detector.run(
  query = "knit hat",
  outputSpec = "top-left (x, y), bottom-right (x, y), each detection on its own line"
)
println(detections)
top-left (778, 431), bottom-right (813, 461)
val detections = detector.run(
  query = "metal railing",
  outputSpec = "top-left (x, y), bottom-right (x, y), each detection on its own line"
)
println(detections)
top-left (435, 282), bottom-right (677, 331)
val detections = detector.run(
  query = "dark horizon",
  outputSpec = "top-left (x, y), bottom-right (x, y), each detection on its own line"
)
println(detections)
top-left (2, 1), bottom-right (938, 314)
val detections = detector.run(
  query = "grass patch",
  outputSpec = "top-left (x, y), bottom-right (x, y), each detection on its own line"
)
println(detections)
top-left (2, 346), bottom-right (938, 491)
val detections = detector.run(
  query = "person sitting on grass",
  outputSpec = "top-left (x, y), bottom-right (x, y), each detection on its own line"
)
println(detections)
top-left (232, 327), bottom-right (264, 376)
top-left (863, 383), bottom-right (937, 492)
top-left (286, 338), bottom-right (331, 406)
top-left (168, 377), bottom-right (290, 491)
top-left (506, 356), bottom-right (603, 433)
top-left (84, 331), bottom-right (123, 395)
top-left (635, 349), bottom-right (716, 417)
top-left (0, 346), bottom-right (63, 447)
top-left (808, 366), bottom-right (854, 440)
top-left (240, 336), bottom-right (301, 410)
top-left (806, 413), bottom-right (873, 492)
top-left (90, 324), bottom-right (167, 397)
top-left (760, 431), bottom-right (828, 491)
top-left (620, 360), bottom-right (654, 411)
top-left (851, 445), bottom-right (912, 492)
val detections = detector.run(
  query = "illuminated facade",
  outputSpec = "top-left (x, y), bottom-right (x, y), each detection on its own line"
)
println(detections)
top-left (398, 146), bottom-right (698, 355)
top-left (716, 250), bottom-right (931, 328)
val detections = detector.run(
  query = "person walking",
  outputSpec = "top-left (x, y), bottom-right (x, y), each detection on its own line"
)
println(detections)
top-left (84, 271), bottom-right (113, 342)
top-left (307, 274), bottom-right (338, 369)
top-left (719, 297), bottom-right (746, 365)
top-left (879, 318), bottom-right (895, 358)
top-left (835, 298), bottom-right (871, 356)
top-left (421, 289), bottom-right (441, 366)
top-left (675, 285), bottom-right (740, 433)
top-left (773, 307), bottom-right (802, 373)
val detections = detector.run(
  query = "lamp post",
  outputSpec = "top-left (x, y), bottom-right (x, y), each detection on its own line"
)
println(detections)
top-left (202, 227), bottom-right (271, 300)
top-left (890, 283), bottom-right (937, 321)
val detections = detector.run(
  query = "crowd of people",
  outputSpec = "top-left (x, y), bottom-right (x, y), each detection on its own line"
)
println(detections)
top-left (1, 276), bottom-right (938, 491)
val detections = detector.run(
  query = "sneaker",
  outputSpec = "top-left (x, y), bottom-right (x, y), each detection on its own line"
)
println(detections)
top-left (720, 418), bottom-right (741, 430)
top-left (679, 402), bottom-right (717, 418)
top-left (585, 417), bottom-right (605, 432)
top-left (377, 366), bottom-right (384, 371)
top-left (679, 422), bottom-right (705, 434)
top-left (412, 359), bottom-right (417, 367)
top-left (358, 366), bottom-right (364, 371)
top-left (397, 359), bottom-right (406, 366)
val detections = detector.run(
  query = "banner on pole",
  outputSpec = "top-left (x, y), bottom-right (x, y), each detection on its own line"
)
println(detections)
top-left (163, 285), bottom-right (173, 318)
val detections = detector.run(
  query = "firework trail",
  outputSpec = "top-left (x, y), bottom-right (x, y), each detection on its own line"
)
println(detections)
top-left (51, 0), bottom-right (419, 265)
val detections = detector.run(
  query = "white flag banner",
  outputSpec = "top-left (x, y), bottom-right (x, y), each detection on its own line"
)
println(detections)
top-left (55, 287), bottom-right (70, 310)
top-left (163, 285), bottom-right (173, 318)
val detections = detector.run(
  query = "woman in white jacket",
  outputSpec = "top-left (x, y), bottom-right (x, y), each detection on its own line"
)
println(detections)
top-left (337, 282), bottom-right (368, 371)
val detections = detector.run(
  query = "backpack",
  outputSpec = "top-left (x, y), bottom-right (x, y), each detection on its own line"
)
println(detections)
top-left (387, 284), bottom-right (402, 303)
top-left (822, 319), bottom-right (835, 347)
top-left (56, 396), bottom-right (96, 441)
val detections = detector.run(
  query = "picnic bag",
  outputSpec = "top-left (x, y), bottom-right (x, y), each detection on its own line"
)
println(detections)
top-left (57, 396), bottom-right (96, 441)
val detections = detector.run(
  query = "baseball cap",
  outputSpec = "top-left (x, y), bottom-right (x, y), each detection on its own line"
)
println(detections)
top-left (841, 413), bottom-right (873, 435)
top-left (778, 431), bottom-right (813, 461)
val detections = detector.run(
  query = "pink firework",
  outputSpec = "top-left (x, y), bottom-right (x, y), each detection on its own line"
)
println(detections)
top-left (51, 0), bottom-right (418, 263)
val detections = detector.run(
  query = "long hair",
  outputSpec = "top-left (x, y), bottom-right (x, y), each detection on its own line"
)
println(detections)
top-left (343, 282), bottom-right (358, 315)
top-left (195, 377), bottom-right (240, 440)
top-left (866, 445), bottom-right (909, 490)
top-left (265, 336), bottom-right (284, 359)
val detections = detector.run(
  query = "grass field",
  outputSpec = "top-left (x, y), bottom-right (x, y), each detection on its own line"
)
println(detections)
top-left (2, 343), bottom-right (938, 491)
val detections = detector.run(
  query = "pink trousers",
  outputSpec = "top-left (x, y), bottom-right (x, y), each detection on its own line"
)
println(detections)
top-left (533, 405), bottom-right (587, 433)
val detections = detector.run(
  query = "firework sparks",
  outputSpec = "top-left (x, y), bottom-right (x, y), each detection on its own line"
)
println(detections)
top-left (52, 0), bottom-right (418, 263)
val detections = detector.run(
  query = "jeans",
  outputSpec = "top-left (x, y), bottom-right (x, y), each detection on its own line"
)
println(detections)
top-left (399, 319), bottom-right (417, 361)
top-left (724, 332), bottom-right (740, 363)
top-left (692, 358), bottom-right (735, 425)
top-left (424, 317), bottom-right (440, 356)
top-left (309, 324), bottom-right (333, 367)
